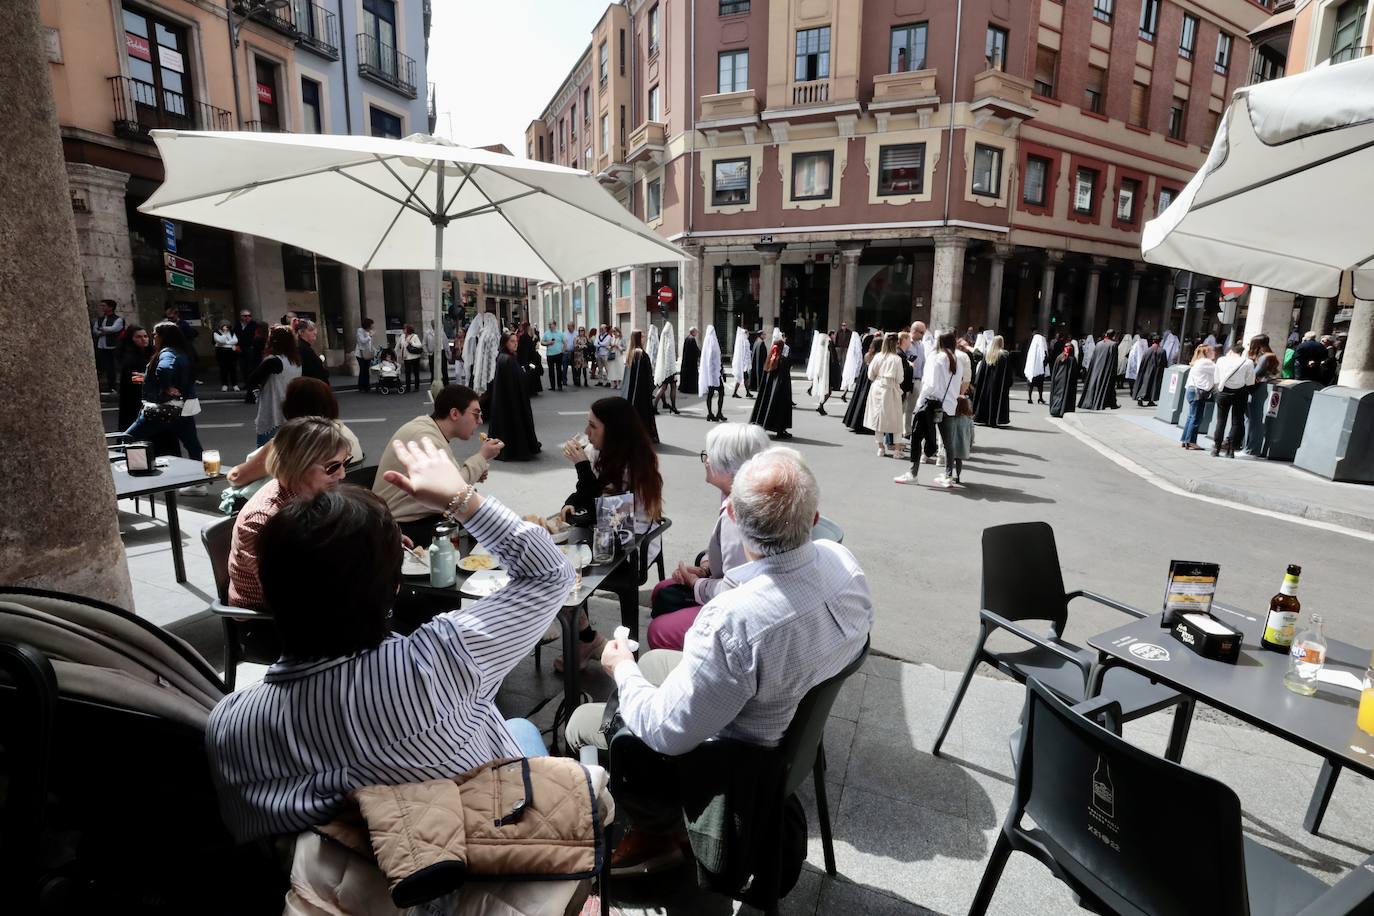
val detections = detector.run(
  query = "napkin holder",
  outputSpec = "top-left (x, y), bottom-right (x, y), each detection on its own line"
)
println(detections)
top-left (1169, 612), bottom-right (1242, 663)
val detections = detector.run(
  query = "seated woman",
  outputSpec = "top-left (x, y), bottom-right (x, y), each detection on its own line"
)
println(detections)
top-left (557, 397), bottom-right (664, 670)
top-left (227, 417), bottom-right (352, 610)
top-left (226, 377), bottom-right (362, 493)
top-left (206, 440), bottom-right (572, 841)
top-left (646, 423), bottom-right (770, 651)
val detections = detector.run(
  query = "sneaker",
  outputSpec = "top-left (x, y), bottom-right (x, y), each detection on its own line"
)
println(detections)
top-left (932, 473), bottom-right (949, 488)
top-left (221, 385), bottom-right (229, 392)
top-left (609, 829), bottom-right (686, 877)
top-left (893, 471), bottom-right (918, 485)
top-left (554, 631), bottom-right (607, 674)
top-left (181, 483), bottom-right (210, 497)
top-left (924, 455), bottom-right (938, 465)
top-left (233, 385), bottom-right (242, 391)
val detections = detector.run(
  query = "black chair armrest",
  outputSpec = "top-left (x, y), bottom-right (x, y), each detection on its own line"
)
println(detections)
top-left (979, 609), bottom-right (1093, 683)
top-left (1298, 851), bottom-right (1374, 916)
top-left (1068, 696), bottom-right (1124, 735)
top-left (1067, 590), bottom-right (1148, 619)
top-left (694, 550), bottom-right (707, 567)
top-left (210, 600), bottom-right (275, 621)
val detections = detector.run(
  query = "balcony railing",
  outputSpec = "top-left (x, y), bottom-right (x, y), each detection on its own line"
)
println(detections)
top-left (792, 79), bottom-right (830, 105)
top-left (969, 69), bottom-right (1035, 118)
top-left (871, 69), bottom-right (939, 109)
top-left (699, 89), bottom-right (759, 124)
top-left (293, 1), bottom-right (339, 59)
top-left (234, 0), bottom-right (296, 37)
top-left (356, 33), bottom-right (418, 98)
top-left (626, 120), bottom-right (666, 163)
top-left (108, 75), bottom-right (232, 140)
top-left (245, 120), bottom-right (291, 133)
top-left (1330, 44), bottom-right (1371, 64)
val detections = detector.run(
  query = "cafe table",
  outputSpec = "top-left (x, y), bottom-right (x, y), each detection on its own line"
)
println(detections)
top-left (1087, 603), bottom-right (1374, 835)
top-left (111, 456), bottom-right (216, 584)
top-left (402, 526), bottom-right (629, 754)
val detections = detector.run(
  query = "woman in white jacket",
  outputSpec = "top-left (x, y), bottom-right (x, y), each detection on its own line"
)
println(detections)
top-left (895, 330), bottom-right (960, 487)
top-left (864, 333), bottom-right (906, 457)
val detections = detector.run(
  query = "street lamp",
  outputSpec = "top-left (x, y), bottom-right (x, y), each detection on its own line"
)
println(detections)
top-left (225, 0), bottom-right (290, 129)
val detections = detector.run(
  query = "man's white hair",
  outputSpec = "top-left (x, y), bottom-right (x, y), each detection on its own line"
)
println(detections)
top-left (706, 423), bottom-right (771, 477)
top-left (730, 446), bottom-right (819, 556)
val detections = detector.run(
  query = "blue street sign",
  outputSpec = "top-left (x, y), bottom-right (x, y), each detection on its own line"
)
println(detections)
top-left (163, 219), bottom-right (177, 253)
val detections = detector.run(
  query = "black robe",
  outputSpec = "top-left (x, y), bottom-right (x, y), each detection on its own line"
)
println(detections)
top-left (750, 339), bottom-right (767, 391)
top-left (487, 352), bottom-right (541, 460)
top-left (842, 359), bottom-right (874, 434)
top-left (972, 355), bottom-right (1014, 427)
top-left (624, 351), bottom-right (659, 443)
top-left (828, 342), bottom-right (843, 390)
top-left (678, 336), bottom-right (701, 394)
top-left (1132, 348), bottom-right (1168, 404)
top-left (749, 353), bottom-right (793, 434)
top-left (1080, 340), bottom-right (1120, 410)
top-left (517, 333), bottom-right (542, 394)
top-left (1049, 354), bottom-right (1079, 417)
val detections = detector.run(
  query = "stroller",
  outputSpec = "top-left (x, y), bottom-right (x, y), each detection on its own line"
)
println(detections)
top-left (373, 349), bottom-right (404, 395)
top-left (0, 587), bottom-right (283, 913)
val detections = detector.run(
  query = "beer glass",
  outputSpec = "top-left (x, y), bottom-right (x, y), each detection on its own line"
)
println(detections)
top-left (202, 449), bottom-right (221, 476)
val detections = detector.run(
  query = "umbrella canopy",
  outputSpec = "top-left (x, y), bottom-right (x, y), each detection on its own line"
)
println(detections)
top-left (140, 130), bottom-right (686, 281)
top-left (1142, 56), bottom-right (1374, 299)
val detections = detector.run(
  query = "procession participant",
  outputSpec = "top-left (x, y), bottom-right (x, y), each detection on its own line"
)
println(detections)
top-left (1132, 336), bottom-right (1169, 407)
top-left (624, 330), bottom-right (659, 443)
top-left (729, 326), bottom-right (752, 399)
top-left (678, 327), bottom-right (701, 396)
top-left (1023, 331), bottom-right (1049, 404)
top-left (699, 326), bottom-right (725, 422)
top-left (488, 331), bottom-right (541, 460)
top-left (1048, 343), bottom-right (1079, 418)
top-left (1115, 333), bottom-right (1136, 387)
top-left (749, 329), bottom-right (793, 440)
top-left (1161, 329), bottom-right (1182, 365)
top-left (518, 321), bottom-right (544, 395)
top-left (839, 327), bottom-right (864, 404)
top-left (842, 335), bottom-right (880, 435)
top-left (972, 335), bottom-right (1014, 427)
top-left (805, 330), bottom-right (834, 416)
top-left (749, 329), bottom-right (767, 398)
top-left (1125, 334), bottom-right (1148, 390)
top-left (1080, 330), bottom-right (1121, 410)
top-left (652, 321), bottom-right (680, 415)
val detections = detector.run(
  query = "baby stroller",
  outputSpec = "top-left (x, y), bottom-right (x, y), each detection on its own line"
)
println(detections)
top-left (373, 350), bottom-right (404, 395)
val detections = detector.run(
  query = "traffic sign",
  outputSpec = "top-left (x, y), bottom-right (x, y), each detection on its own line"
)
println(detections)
top-left (163, 252), bottom-right (194, 274)
top-left (657, 286), bottom-right (674, 304)
top-left (166, 270), bottom-right (195, 291)
top-left (163, 219), bottom-right (177, 253)
top-left (1219, 280), bottom-right (1248, 299)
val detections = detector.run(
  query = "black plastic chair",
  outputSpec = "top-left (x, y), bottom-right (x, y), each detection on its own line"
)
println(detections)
top-left (969, 679), bottom-right (1374, 916)
top-left (607, 638), bottom-right (869, 913)
top-left (342, 462), bottom-right (377, 489)
top-left (933, 521), bottom-right (1194, 761)
top-left (201, 515), bottom-right (279, 690)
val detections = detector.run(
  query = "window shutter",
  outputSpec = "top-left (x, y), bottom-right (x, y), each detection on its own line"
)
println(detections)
top-left (1024, 158), bottom-right (1046, 204)
top-left (1130, 82), bottom-right (1149, 127)
top-left (880, 145), bottom-right (922, 172)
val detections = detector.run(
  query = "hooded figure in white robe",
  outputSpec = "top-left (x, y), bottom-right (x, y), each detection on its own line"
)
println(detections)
top-left (804, 331), bottom-right (835, 415)
top-left (1125, 336), bottom-right (1148, 381)
top-left (646, 324), bottom-right (660, 368)
top-left (461, 319), bottom-right (482, 386)
top-left (699, 325), bottom-right (725, 421)
top-left (840, 329), bottom-right (864, 400)
top-left (1162, 330), bottom-right (1181, 365)
top-left (652, 321), bottom-right (680, 413)
top-left (1023, 332), bottom-right (1049, 404)
top-left (1116, 334), bottom-right (1136, 376)
top-left (975, 329), bottom-right (996, 353)
top-left (730, 326), bottom-right (752, 397)
top-left (471, 312), bottom-right (501, 393)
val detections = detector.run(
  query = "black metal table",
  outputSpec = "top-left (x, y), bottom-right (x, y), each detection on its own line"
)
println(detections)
top-left (111, 456), bottom-right (215, 583)
top-left (402, 526), bottom-right (628, 754)
top-left (1088, 604), bottom-right (1374, 834)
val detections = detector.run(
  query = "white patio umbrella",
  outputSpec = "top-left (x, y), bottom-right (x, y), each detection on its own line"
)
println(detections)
top-left (138, 130), bottom-right (686, 390)
top-left (1142, 55), bottom-right (1374, 298)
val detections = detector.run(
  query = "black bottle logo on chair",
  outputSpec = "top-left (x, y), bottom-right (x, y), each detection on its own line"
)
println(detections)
top-left (1092, 756), bottom-right (1115, 819)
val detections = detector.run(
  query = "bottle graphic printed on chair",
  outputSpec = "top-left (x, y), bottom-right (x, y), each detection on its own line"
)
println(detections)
top-left (1092, 756), bottom-right (1115, 818)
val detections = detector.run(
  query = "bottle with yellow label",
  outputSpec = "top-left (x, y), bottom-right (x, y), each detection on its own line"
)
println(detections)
top-left (1358, 650), bottom-right (1374, 737)
top-left (1261, 564), bottom-right (1302, 653)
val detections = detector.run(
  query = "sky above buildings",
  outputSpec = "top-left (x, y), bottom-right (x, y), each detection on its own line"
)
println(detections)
top-left (428, 0), bottom-right (608, 156)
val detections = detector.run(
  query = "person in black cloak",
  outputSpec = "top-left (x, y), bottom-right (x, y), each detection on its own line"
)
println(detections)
top-left (487, 331), bottom-right (542, 460)
top-left (623, 329), bottom-right (660, 444)
top-left (678, 327), bottom-right (700, 395)
top-left (1079, 329), bottom-right (1120, 410)
top-left (517, 321), bottom-right (542, 396)
top-left (1132, 336), bottom-right (1169, 406)
top-left (1048, 343), bottom-right (1079, 417)
top-left (828, 330), bottom-right (843, 392)
top-left (749, 330), bottom-right (767, 396)
top-left (842, 335), bottom-right (881, 434)
top-left (749, 332), bottom-right (793, 439)
top-left (972, 335), bottom-right (1014, 427)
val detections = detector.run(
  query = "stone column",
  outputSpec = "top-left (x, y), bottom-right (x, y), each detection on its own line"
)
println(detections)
top-left (66, 163), bottom-right (134, 315)
top-left (630, 266), bottom-right (651, 336)
top-left (1124, 267), bottom-right (1144, 335)
top-left (839, 246), bottom-right (863, 329)
top-left (1083, 256), bottom-right (1107, 337)
top-left (1037, 249), bottom-right (1063, 335)
top-left (678, 243), bottom-right (704, 335)
top-left (1339, 298), bottom-right (1374, 389)
top-left (755, 244), bottom-right (784, 335)
top-left (930, 233), bottom-right (967, 333)
top-left (1241, 287), bottom-right (1295, 352)
top-left (1309, 297), bottom-right (1335, 338)
top-left (340, 266), bottom-right (362, 376)
top-left (986, 244), bottom-right (1011, 332)
top-left (0, 0), bottom-right (133, 609)
top-left (826, 253), bottom-right (844, 328)
top-left (1158, 278), bottom-right (1176, 336)
top-left (233, 232), bottom-right (261, 317)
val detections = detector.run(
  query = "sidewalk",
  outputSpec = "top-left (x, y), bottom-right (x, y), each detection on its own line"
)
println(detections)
top-left (1055, 410), bottom-right (1374, 537)
top-left (125, 501), bottom-right (1374, 915)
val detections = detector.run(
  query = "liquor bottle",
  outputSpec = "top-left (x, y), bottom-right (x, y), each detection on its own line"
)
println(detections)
top-left (1283, 614), bottom-right (1326, 696)
top-left (1261, 564), bottom-right (1302, 652)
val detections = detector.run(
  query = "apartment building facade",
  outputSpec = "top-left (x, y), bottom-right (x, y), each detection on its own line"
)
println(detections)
top-left (527, 0), bottom-right (1269, 351)
top-left (45, 0), bottom-right (431, 365)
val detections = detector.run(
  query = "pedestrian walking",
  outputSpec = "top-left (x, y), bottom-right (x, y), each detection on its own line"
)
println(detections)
top-left (401, 324), bottom-right (424, 393)
top-left (115, 325), bottom-right (150, 432)
top-left (563, 322), bottom-right (577, 388)
top-left (91, 299), bottom-right (124, 393)
top-left (1212, 343), bottom-right (1256, 458)
top-left (124, 321), bottom-right (206, 487)
top-left (541, 323), bottom-right (565, 391)
top-left (749, 329), bottom-right (793, 440)
top-left (212, 321), bottom-right (239, 391)
top-left (699, 326), bottom-right (725, 421)
top-left (354, 318), bottom-right (376, 393)
top-left (1180, 344), bottom-right (1216, 450)
top-left (678, 327), bottom-right (701, 395)
top-left (1023, 332), bottom-right (1048, 404)
top-left (245, 325), bottom-right (303, 446)
top-left (729, 326), bottom-right (751, 399)
top-left (864, 333), bottom-right (906, 457)
top-left (232, 310), bottom-right (258, 390)
top-left (594, 325), bottom-right (612, 385)
top-left (570, 327), bottom-right (589, 388)
top-left (895, 331), bottom-right (960, 486)
top-left (623, 330), bottom-right (659, 443)
top-left (487, 331), bottom-right (541, 461)
top-left (296, 319), bottom-right (329, 382)
top-left (1048, 343), bottom-right (1079, 418)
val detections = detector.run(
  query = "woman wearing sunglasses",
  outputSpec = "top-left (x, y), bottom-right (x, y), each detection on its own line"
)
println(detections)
top-left (228, 417), bottom-right (351, 610)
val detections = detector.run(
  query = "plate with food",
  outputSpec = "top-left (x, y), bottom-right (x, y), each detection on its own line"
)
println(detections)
top-left (460, 569), bottom-right (510, 598)
top-left (457, 553), bottom-right (501, 572)
top-left (401, 547), bottom-right (429, 577)
top-left (523, 513), bottom-right (573, 544)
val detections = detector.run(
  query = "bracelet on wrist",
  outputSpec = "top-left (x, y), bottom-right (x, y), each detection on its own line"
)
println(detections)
top-left (443, 485), bottom-right (475, 522)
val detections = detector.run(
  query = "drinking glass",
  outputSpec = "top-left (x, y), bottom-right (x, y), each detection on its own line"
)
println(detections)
top-left (202, 449), bottom-right (221, 476)
top-left (592, 526), bottom-right (616, 565)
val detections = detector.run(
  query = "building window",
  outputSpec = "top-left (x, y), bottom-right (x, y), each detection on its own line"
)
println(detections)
top-left (121, 7), bottom-right (193, 125)
top-left (559, 118), bottom-right (566, 150)
top-left (585, 143), bottom-right (593, 166)
top-left (599, 40), bottom-right (608, 83)
top-left (791, 150), bottom-right (833, 200)
top-left (719, 50), bottom-right (749, 93)
top-left (1215, 33), bottom-right (1232, 74)
top-left (794, 27), bottom-right (831, 81)
top-left (648, 84), bottom-right (660, 121)
top-left (1139, 0), bottom-right (1158, 41)
top-left (369, 105), bottom-right (401, 138)
top-left (1084, 65), bottom-right (1106, 114)
top-left (1159, 187), bottom-right (1177, 212)
top-left (878, 143), bottom-right (924, 195)
top-left (1073, 167), bottom-right (1098, 215)
top-left (361, 0), bottom-right (399, 78)
top-left (647, 4), bottom-right (660, 55)
top-left (570, 104), bottom-right (577, 139)
top-left (1129, 81), bottom-right (1150, 128)
top-left (254, 58), bottom-right (281, 129)
top-left (300, 77), bottom-right (322, 133)
top-left (619, 105), bottom-right (626, 145)
top-left (538, 135), bottom-right (544, 160)
top-left (1207, 110), bottom-right (1222, 144)
top-left (1168, 97), bottom-right (1186, 139)
top-left (712, 158), bottom-right (751, 205)
top-left (646, 178), bottom-right (662, 220)
top-left (583, 87), bottom-right (591, 123)
top-left (1023, 155), bottom-right (1050, 206)
top-left (600, 113), bottom-right (609, 155)
top-left (618, 27), bottom-right (626, 74)
top-left (720, 0), bottom-right (749, 13)
top-left (1331, 0), bottom-right (1367, 63)
top-left (971, 144), bottom-right (1002, 196)
top-left (1033, 45), bottom-right (1057, 97)
top-left (618, 271), bottom-right (631, 297)
top-left (1117, 177), bottom-right (1139, 223)
top-left (1179, 14), bottom-right (1198, 59)
top-left (985, 25), bottom-right (1009, 71)
top-left (890, 23), bottom-right (928, 72)
top-left (1092, 0), bottom-right (1113, 23)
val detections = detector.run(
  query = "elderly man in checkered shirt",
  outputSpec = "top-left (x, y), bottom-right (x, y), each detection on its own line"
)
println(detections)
top-left (566, 445), bottom-right (873, 877)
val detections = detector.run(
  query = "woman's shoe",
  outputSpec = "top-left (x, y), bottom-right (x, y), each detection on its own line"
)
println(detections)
top-left (877, 446), bottom-right (888, 457)
top-left (817, 406), bottom-right (827, 416)
top-left (1225, 441), bottom-right (1236, 458)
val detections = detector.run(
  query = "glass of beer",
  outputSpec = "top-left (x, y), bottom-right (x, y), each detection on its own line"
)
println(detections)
top-left (202, 449), bottom-right (221, 476)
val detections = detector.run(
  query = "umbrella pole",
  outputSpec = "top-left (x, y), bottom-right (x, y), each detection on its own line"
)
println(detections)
top-left (430, 166), bottom-right (447, 402)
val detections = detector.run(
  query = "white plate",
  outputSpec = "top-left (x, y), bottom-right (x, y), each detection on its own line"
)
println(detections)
top-left (401, 551), bottom-right (429, 577)
top-left (457, 553), bottom-right (501, 572)
top-left (559, 544), bottom-right (592, 568)
top-left (460, 569), bottom-right (510, 598)
top-left (549, 527), bottom-right (572, 545)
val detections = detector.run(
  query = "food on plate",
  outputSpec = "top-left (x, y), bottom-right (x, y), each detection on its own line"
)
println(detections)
top-left (521, 513), bottom-right (569, 535)
top-left (457, 554), bottom-right (498, 572)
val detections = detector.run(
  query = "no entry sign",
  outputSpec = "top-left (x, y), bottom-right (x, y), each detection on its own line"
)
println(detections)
top-left (1219, 280), bottom-right (1248, 299)
top-left (657, 286), bottom-right (674, 304)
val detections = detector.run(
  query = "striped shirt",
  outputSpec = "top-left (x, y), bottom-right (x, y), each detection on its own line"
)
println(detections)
top-left (613, 539), bottom-right (872, 757)
top-left (206, 498), bottom-right (574, 842)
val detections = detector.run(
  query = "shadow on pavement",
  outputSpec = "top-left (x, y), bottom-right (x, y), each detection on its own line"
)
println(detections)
top-left (945, 482), bottom-right (1055, 504)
